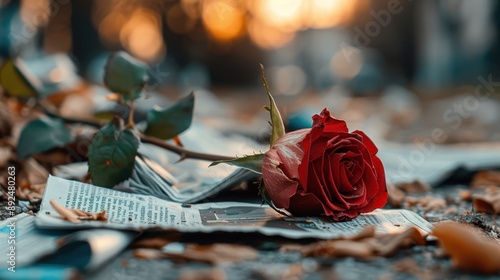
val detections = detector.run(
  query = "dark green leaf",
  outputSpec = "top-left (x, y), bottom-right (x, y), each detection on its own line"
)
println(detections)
top-left (17, 117), bottom-right (73, 158)
top-left (0, 59), bottom-right (38, 98)
top-left (144, 92), bottom-right (194, 140)
top-left (104, 52), bottom-right (148, 101)
top-left (87, 119), bottom-right (139, 188)
top-left (210, 153), bottom-right (264, 174)
top-left (260, 64), bottom-right (285, 147)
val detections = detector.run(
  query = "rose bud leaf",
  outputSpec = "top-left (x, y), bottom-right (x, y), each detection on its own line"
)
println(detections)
top-left (210, 153), bottom-right (265, 174)
top-left (145, 92), bottom-right (194, 140)
top-left (260, 64), bottom-right (284, 147)
top-left (88, 117), bottom-right (139, 188)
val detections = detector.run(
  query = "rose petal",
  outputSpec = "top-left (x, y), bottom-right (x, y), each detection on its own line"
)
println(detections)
top-left (262, 152), bottom-right (300, 209)
top-left (353, 130), bottom-right (378, 155)
top-left (312, 109), bottom-right (348, 133)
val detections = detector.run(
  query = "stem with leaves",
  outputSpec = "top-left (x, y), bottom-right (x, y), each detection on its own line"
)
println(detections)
top-left (36, 101), bottom-right (232, 162)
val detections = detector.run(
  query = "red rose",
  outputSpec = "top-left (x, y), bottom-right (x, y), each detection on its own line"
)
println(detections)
top-left (262, 108), bottom-right (387, 221)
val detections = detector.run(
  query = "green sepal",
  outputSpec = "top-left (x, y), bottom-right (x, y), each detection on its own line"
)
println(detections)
top-left (210, 153), bottom-right (265, 174)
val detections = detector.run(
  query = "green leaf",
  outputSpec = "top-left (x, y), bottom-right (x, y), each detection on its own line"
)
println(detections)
top-left (0, 59), bottom-right (38, 98)
top-left (144, 92), bottom-right (194, 140)
top-left (17, 117), bottom-right (73, 158)
top-left (104, 52), bottom-right (148, 101)
top-left (210, 153), bottom-right (265, 174)
top-left (260, 64), bottom-right (285, 147)
top-left (87, 119), bottom-right (139, 188)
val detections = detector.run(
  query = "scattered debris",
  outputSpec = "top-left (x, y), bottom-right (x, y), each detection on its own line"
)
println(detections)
top-left (473, 188), bottom-right (500, 215)
top-left (133, 243), bottom-right (258, 265)
top-left (300, 226), bottom-right (426, 259)
top-left (405, 196), bottom-right (447, 211)
top-left (432, 221), bottom-right (500, 274)
top-left (395, 180), bottom-right (431, 194)
top-left (470, 170), bottom-right (500, 189)
top-left (177, 268), bottom-right (226, 280)
top-left (457, 211), bottom-right (500, 239)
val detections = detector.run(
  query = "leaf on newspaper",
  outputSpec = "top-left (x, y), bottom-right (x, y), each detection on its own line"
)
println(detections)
top-left (301, 226), bottom-right (425, 259)
top-left (49, 199), bottom-right (107, 223)
top-left (144, 92), bottom-right (194, 140)
top-left (133, 243), bottom-right (258, 264)
top-left (17, 116), bottom-right (74, 158)
top-left (260, 64), bottom-right (284, 148)
top-left (210, 153), bottom-right (265, 174)
top-left (88, 118), bottom-right (139, 188)
top-left (473, 189), bottom-right (500, 214)
top-left (432, 221), bottom-right (500, 274)
top-left (470, 170), bottom-right (500, 189)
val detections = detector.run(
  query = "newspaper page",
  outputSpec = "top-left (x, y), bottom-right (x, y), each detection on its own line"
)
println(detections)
top-left (53, 123), bottom-right (263, 204)
top-left (0, 213), bottom-right (135, 270)
top-left (36, 176), bottom-right (433, 239)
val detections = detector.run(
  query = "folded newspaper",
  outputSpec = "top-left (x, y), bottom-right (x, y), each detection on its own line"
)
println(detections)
top-left (54, 123), bottom-right (262, 204)
top-left (36, 176), bottom-right (433, 239)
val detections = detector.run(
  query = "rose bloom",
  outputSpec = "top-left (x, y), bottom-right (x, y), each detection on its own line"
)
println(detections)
top-left (262, 109), bottom-right (387, 221)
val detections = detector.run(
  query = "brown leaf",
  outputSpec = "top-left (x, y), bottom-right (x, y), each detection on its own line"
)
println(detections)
top-left (387, 183), bottom-right (406, 208)
top-left (133, 243), bottom-right (258, 265)
top-left (301, 226), bottom-right (426, 259)
top-left (473, 189), bottom-right (500, 214)
top-left (405, 196), bottom-right (446, 211)
top-left (49, 199), bottom-right (107, 223)
top-left (50, 199), bottom-right (81, 223)
top-left (432, 221), bottom-right (500, 274)
top-left (471, 170), bottom-right (500, 189)
top-left (177, 268), bottom-right (226, 280)
top-left (395, 180), bottom-right (431, 194)
top-left (132, 234), bottom-right (179, 249)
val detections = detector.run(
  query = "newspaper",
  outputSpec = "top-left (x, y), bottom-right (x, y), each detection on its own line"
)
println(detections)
top-left (0, 213), bottom-right (135, 270)
top-left (54, 123), bottom-right (263, 203)
top-left (36, 176), bottom-right (433, 239)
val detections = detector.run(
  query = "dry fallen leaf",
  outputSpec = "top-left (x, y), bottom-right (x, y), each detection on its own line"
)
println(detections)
top-left (395, 180), bottom-right (431, 194)
top-left (432, 221), bottom-right (500, 274)
top-left (387, 183), bottom-right (406, 208)
top-left (177, 268), bottom-right (226, 280)
top-left (132, 234), bottom-right (180, 249)
top-left (405, 196), bottom-right (446, 211)
top-left (471, 170), bottom-right (500, 189)
top-left (50, 199), bottom-right (107, 223)
top-left (134, 243), bottom-right (258, 265)
top-left (301, 226), bottom-right (426, 259)
top-left (473, 189), bottom-right (500, 214)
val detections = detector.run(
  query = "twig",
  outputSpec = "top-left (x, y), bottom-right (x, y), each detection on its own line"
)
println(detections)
top-left (36, 101), bottom-right (234, 162)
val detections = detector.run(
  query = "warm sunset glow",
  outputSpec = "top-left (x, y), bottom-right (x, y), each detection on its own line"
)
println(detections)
top-left (119, 10), bottom-right (166, 62)
top-left (251, 0), bottom-right (304, 32)
top-left (248, 19), bottom-right (295, 49)
top-left (202, 0), bottom-right (245, 42)
top-left (306, 0), bottom-right (360, 29)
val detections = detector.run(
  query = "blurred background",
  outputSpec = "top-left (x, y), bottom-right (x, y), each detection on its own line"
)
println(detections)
top-left (1, 0), bottom-right (500, 143)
